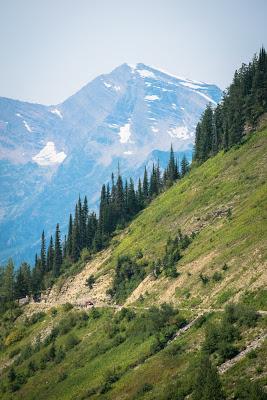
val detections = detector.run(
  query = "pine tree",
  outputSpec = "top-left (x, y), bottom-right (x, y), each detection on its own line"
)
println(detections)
top-left (149, 164), bottom-right (158, 197)
top-left (47, 236), bottom-right (54, 272)
top-left (81, 196), bottom-right (88, 248)
top-left (99, 184), bottom-right (106, 235)
top-left (137, 178), bottom-right (144, 210)
top-left (72, 205), bottom-right (80, 262)
top-left (181, 155), bottom-right (189, 177)
top-left (192, 355), bottom-right (225, 400)
top-left (115, 174), bottom-right (125, 224)
top-left (77, 196), bottom-right (83, 250)
top-left (63, 235), bottom-right (67, 259)
top-left (87, 212), bottom-right (97, 248)
top-left (40, 230), bottom-right (46, 274)
top-left (67, 214), bottom-right (73, 257)
top-left (53, 224), bottom-right (62, 278)
top-left (128, 178), bottom-right (137, 215)
top-left (31, 255), bottom-right (43, 295)
top-left (15, 262), bottom-right (31, 299)
top-left (164, 144), bottom-right (178, 186)
top-left (143, 167), bottom-right (149, 201)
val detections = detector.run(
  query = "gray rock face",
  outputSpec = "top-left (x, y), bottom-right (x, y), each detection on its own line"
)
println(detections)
top-left (0, 63), bottom-right (222, 265)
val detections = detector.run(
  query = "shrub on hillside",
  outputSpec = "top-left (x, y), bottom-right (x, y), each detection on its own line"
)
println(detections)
top-left (4, 329), bottom-right (24, 346)
top-left (111, 255), bottom-right (145, 301)
top-left (62, 302), bottom-right (73, 312)
top-left (212, 271), bottom-right (223, 282)
top-left (65, 333), bottom-right (80, 350)
top-left (224, 303), bottom-right (259, 327)
top-left (25, 311), bottom-right (45, 326)
top-left (86, 274), bottom-right (95, 289)
top-left (234, 379), bottom-right (267, 400)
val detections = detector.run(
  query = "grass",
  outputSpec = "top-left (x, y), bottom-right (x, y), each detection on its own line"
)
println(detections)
top-left (0, 129), bottom-right (267, 399)
top-left (102, 128), bottom-right (267, 308)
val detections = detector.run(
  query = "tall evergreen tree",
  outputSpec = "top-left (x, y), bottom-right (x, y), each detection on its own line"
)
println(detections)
top-left (67, 214), bottom-right (73, 257)
top-left (53, 224), bottom-right (62, 277)
top-left (47, 236), bottom-right (54, 272)
top-left (81, 196), bottom-right (88, 249)
top-left (181, 155), bottom-right (189, 177)
top-left (15, 262), bottom-right (31, 299)
top-left (72, 205), bottom-right (80, 262)
top-left (137, 178), bottom-right (144, 210)
top-left (192, 355), bottom-right (225, 400)
top-left (128, 178), bottom-right (137, 215)
top-left (40, 230), bottom-right (46, 274)
top-left (143, 167), bottom-right (149, 201)
top-left (115, 174), bottom-right (125, 224)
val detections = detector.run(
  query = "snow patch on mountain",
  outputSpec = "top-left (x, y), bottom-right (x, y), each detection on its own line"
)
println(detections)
top-left (23, 120), bottom-right (33, 132)
top-left (180, 82), bottom-right (204, 90)
top-left (147, 65), bottom-right (204, 85)
top-left (104, 82), bottom-right (112, 88)
top-left (32, 142), bottom-right (67, 166)
top-left (168, 126), bottom-right (191, 140)
top-left (145, 95), bottom-right (160, 101)
top-left (50, 108), bottom-right (63, 119)
top-left (104, 81), bottom-right (121, 92)
top-left (137, 69), bottom-right (155, 79)
top-left (118, 123), bottom-right (132, 144)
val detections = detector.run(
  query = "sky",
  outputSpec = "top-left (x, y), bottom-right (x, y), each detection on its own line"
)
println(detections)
top-left (0, 0), bottom-right (266, 105)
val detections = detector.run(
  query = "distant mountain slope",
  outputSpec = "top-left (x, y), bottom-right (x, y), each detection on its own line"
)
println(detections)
top-left (0, 63), bottom-right (221, 264)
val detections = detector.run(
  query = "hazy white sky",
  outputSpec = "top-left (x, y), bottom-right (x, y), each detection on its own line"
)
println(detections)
top-left (0, 0), bottom-right (266, 105)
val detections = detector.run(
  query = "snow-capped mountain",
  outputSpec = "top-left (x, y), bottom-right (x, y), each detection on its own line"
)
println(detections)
top-left (0, 63), bottom-right (222, 264)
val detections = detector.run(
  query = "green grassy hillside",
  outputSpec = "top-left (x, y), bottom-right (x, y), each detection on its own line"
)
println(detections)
top-left (104, 127), bottom-right (267, 309)
top-left (0, 128), bottom-right (266, 400)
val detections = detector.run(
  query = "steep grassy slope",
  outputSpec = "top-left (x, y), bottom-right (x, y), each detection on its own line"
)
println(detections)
top-left (0, 128), bottom-right (266, 400)
top-left (103, 127), bottom-right (267, 309)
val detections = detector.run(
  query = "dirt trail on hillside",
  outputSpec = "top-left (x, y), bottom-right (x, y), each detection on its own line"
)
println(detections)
top-left (26, 249), bottom-right (113, 313)
top-left (218, 332), bottom-right (267, 374)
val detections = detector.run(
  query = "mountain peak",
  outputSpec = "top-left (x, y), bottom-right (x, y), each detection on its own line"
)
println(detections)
top-left (0, 63), bottom-right (222, 264)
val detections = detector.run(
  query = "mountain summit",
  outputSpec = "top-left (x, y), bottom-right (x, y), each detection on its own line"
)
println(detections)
top-left (0, 63), bottom-right (222, 264)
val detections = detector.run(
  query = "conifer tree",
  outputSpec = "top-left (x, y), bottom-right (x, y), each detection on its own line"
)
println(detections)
top-left (63, 235), bottom-right (67, 259)
top-left (192, 355), bottom-right (225, 400)
top-left (67, 214), bottom-right (73, 257)
top-left (72, 205), bottom-right (80, 262)
top-left (87, 212), bottom-right (97, 248)
top-left (31, 255), bottom-right (43, 295)
top-left (53, 224), bottom-right (62, 277)
top-left (143, 167), bottom-right (149, 201)
top-left (181, 155), bottom-right (189, 177)
top-left (137, 178), bottom-right (144, 210)
top-left (128, 178), bottom-right (137, 215)
top-left (77, 196), bottom-right (83, 249)
top-left (40, 230), bottom-right (46, 274)
top-left (47, 236), bottom-right (54, 272)
top-left (15, 262), bottom-right (31, 298)
top-left (194, 48), bottom-right (267, 163)
top-left (149, 164), bottom-right (158, 197)
top-left (115, 174), bottom-right (125, 224)
top-left (165, 144), bottom-right (178, 186)
top-left (81, 196), bottom-right (88, 249)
